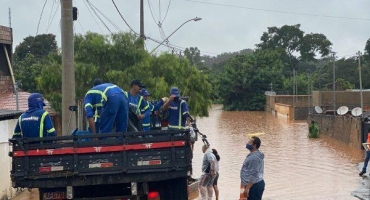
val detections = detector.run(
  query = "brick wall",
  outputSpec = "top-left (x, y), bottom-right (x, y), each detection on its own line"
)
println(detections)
top-left (309, 114), bottom-right (362, 149)
top-left (0, 76), bottom-right (13, 92)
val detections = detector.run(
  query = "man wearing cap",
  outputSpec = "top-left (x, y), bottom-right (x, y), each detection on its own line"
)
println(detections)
top-left (84, 83), bottom-right (128, 134)
top-left (162, 87), bottom-right (193, 130)
top-left (127, 79), bottom-right (151, 130)
top-left (13, 93), bottom-right (56, 138)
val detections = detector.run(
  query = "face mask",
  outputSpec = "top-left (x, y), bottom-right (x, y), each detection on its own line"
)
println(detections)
top-left (246, 143), bottom-right (254, 151)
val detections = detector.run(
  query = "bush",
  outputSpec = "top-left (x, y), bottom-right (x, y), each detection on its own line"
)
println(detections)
top-left (308, 121), bottom-right (319, 138)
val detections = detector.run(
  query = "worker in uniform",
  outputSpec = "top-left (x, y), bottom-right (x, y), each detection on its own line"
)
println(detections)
top-left (162, 87), bottom-right (194, 130)
top-left (13, 93), bottom-right (56, 138)
top-left (127, 79), bottom-right (151, 131)
top-left (139, 88), bottom-right (153, 131)
top-left (86, 78), bottom-right (103, 133)
top-left (84, 83), bottom-right (128, 134)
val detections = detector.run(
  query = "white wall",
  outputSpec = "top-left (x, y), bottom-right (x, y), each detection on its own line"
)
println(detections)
top-left (0, 119), bottom-right (17, 199)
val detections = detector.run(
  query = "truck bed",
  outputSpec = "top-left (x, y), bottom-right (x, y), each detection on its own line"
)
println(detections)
top-left (9, 130), bottom-right (192, 189)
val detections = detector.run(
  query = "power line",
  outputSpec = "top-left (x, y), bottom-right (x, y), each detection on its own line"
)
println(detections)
top-left (161, 0), bottom-right (171, 24)
top-left (83, 0), bottom-right (104, 34)
top-left (86, 0), bottom-right (112, 34)
top-left (87, 1), bottom-right (121, 32)
top-left (111, 0), bottom-right (138, 35)
top-left (36, 0), bottom-right (48, 35)
top-left (182, 0), bottom-right (370, 21)
top-left (46, 1), bottom-right (60, 33)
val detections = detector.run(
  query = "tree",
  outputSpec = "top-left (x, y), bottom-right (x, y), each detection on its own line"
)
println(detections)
top-left (184, 47), bottom-right (204, 69)
top-left (14, 34), bottom-right (58, 62)
top-left (219, 49), bottom-right (284, 111)
top-left (256, 24), bottom-right (332, 73)
top-left (13, 34), bottom-right (58, 92)
top-left (37, 32), bottom-right (212, 117)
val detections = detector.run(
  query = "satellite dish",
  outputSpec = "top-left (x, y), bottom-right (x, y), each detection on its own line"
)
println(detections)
top-left (337, 106), bottom-right (349, 115)
top-left (314, 106), bottom-right (323, 114)
top-left (351, 107), bottom-right (362, 117)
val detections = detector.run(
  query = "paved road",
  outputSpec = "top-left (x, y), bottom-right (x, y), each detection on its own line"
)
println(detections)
top-left (352, 163), bottom-right (370, 200)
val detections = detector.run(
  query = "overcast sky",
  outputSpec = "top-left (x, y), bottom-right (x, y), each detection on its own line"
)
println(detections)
top-left (1, 0), bottom-right (370, 58)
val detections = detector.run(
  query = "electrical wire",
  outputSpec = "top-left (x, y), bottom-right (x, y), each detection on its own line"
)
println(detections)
top-left (182, 0), bottom-right (370, 21)
top-left (161, 0), bottom-right (171, 24)
top-left (87, 1), bottom-right (121, 32)
top-left (45, 2), bottom-right (60, 33)
top-left (83, 0), bottom-right (104, 34)
top-left (36, 0), bottom-right (48, 35)
top-left (111, 0), bottom-right (138, 35)
top-left (86, 0), bottom-right (112, 34)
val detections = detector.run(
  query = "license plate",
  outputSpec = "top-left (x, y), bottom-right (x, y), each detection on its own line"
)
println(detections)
top-left (43, 191), bottom-right (66, 199)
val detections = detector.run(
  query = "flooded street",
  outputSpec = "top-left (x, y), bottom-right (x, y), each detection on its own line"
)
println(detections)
top-left (191, 105), bottom-right (364, 200)
top-left (10, 105), bottom-right (365, 200)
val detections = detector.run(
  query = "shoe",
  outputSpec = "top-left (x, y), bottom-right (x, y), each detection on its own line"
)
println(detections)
top-left (359, 171), bottom-right (366, 176)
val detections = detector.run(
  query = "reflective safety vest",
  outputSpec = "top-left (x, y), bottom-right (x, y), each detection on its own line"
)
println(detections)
top-left (168, 100), bottom-right (189, 130)
top-left (84, 83), bottom-right (122, 119)
top-left (13, 110), bottom-right (56, 138)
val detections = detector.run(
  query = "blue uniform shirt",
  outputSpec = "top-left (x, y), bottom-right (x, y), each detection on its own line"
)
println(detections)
top-left (168, 100), bottom-right (189, 129)
top-left (128, 93), bottom-right (150, 116)
top-left (13, 109), bottom-right (56, 138)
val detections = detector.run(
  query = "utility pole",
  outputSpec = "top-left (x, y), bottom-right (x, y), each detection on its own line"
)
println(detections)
top-left (61, 0), bottom-right (76, 135)
top-left (358, 51), bottom-right (364, 117)
top-left (140, 0), bottom-right (145, 47)
top-left (332, 52), bottom-right (336, 116)
top-left (293, 68), bottom-right (296, 120)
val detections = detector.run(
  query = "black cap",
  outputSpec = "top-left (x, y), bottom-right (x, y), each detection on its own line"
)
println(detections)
top-left (93, 78), bottom-right (103, 86)
top-left (130, 79), bottom-right (145, 88)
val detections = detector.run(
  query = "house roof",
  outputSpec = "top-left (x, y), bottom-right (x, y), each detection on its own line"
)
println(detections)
top-left (0, 91), bottom-right (56, 115)
top-left (0, 109), bottom-right (22, 118)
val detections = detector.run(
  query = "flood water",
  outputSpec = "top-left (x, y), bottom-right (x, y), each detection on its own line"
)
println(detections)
top-left (10, 105), bottom-right (365, 200)
top-left (191, 105), bottom-right (364, 200)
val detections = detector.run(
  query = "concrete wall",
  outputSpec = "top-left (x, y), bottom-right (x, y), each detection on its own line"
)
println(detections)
top-left (309, 114), bottom-right (362, 149)
top-left (312, 91), bottom-right (370, 112)
top-left (0, 119), bottom-right (17, 199)
top-left (266, 95), bottom-right (311, 120)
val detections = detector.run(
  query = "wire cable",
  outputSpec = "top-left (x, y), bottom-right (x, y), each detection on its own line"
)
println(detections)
top-left (36, 0), bottom-right (48, 35)
top-left (161, 0), bottom-right (171, 23)
top-left (111, 0), bottom-right (139, 35)
top-left (45, 2), bottom-right (60, 33)
top-left (83, 0), bottom-right (104, 34)
top-left (87, 1), bottom-right (121, 32)
top-left (86, 0), bottom-right (112, 34)
top-left (182, 0), bottom-right (370, 21)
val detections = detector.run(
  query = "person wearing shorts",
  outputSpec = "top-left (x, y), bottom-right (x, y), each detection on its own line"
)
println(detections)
top-left (199, 144), bottom-right (216, 200)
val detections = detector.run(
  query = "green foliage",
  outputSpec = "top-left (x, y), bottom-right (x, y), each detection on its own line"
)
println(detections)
top-left (184, 47), bottom-right (204, 69)
top-left (13, 34), bottom-right (58, 92)
top-left (219, 49), bottom-right (284, 111)
top-left (34, 32), bottom-right (211, 117)
top-left (308, 121), bottom-right (319, 138)
top-left (14, 34), bottom-right (58, 62)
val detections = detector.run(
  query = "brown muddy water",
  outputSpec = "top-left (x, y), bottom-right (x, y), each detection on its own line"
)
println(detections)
top-left (11, 105), bottom-right (365, 200)
top-left (191, 105), bottom-right (364, 200)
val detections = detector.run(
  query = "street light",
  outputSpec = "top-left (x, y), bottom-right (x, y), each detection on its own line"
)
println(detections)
top-left (150, 17), bottom-right (202, 54)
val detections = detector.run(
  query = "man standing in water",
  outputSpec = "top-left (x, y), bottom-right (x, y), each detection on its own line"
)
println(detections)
top-left (199, 144), bottom-right (216, 200)
top-left (240, 136), bottom-right (265, 200)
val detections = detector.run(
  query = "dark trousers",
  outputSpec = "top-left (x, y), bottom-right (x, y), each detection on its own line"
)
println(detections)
top-left (362, 151), bottom-right (370, 172)
top-left (100, 93), bottom-right (128, 134)
top-left (248, 180), bottom-right (265, 200)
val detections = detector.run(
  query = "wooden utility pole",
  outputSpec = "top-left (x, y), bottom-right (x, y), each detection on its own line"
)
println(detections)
top-left (61, 0), bottom-right (76, 135)
top-left (140, 0), bottom-right (145, 47)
